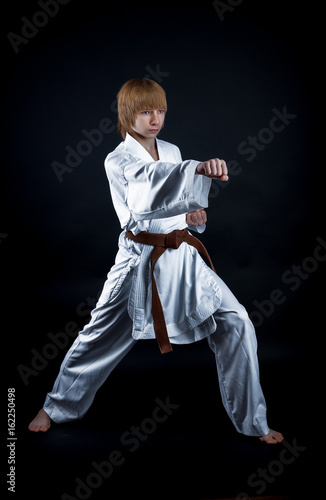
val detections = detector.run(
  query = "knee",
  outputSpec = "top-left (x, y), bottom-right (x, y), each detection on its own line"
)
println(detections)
top-left (227, 304), bottom-right (256, 335)
top-left (209, 304), bottom-right (258, 353)
top-left (232, 303), bottom-right (251, 324)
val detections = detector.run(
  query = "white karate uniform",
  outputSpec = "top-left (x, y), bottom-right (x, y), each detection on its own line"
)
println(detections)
top-left (43, 133), bottom-right (270, 437)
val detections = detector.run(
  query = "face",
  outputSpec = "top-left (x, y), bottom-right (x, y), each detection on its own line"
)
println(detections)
top-left (131, 109), bottom-right (166, 139)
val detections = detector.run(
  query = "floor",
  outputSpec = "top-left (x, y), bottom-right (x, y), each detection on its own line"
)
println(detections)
top-left (17, 342), bottom-right (317, 500)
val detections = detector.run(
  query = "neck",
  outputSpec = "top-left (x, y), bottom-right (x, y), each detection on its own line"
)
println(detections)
top-left (129, 132), bottom-right (158, 160)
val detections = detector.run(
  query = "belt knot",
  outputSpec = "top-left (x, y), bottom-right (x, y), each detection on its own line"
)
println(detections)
top-left (164, 229), bottom-right (187, 249)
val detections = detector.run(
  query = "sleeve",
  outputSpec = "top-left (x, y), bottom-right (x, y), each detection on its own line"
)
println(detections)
top-left (173, 145), bottom-right (206, 233)
top-left (124, 157), bottom-right (212, 221)
top-left (187, 220), bottom-right (206, 234)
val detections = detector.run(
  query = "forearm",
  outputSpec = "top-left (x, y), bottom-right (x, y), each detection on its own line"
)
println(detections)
top-left (127, 160), bottom-right (212, 221)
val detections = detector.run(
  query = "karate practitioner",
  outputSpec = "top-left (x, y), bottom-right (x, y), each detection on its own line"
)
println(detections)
top-left (29, 78), bottom-right (283, 444)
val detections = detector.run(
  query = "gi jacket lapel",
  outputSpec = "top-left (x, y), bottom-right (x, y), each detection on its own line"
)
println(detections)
top-left (124, 133), bottom-right (162, 162)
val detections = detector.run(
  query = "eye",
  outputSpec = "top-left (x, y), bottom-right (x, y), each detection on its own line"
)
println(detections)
top-left (141, 110), bottom-right (150, 115)
top-left (158, 110), bottom-right (165, 114)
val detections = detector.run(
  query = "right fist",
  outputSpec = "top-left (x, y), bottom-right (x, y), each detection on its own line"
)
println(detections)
top-left (196, 158), bottom-right (228, 181)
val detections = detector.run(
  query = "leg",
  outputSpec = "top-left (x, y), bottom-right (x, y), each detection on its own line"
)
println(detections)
top-left (29, 271), bottom-right (136, 431)
top-left (207, 274), bottom-right (283, 442)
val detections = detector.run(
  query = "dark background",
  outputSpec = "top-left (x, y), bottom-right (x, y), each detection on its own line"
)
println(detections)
top-left (1, 1), bottom-right (323, 499)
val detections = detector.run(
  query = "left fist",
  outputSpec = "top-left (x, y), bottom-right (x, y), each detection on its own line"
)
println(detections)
top-left (186, 208), bottom-right (207, 226)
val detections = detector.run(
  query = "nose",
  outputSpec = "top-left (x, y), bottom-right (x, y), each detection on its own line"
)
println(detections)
top-left (150, 111), bottom-right (160, 124)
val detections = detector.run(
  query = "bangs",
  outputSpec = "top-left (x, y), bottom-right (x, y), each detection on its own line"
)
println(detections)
top-left (132, 82), bottom-right (167, 113)
top-left (117, 78), bottom-right (167, 138)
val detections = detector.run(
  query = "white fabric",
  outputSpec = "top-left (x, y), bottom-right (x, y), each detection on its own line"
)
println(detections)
top-left (43, 133), bottom-right (270, 436)
top-left (102, 133), bottom-right (221, 343)
top-left (43, 270), bottom-right (269, 436)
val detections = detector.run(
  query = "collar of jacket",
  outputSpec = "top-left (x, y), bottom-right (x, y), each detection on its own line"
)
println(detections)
top-left (124, 132), bottom-right (164, 162)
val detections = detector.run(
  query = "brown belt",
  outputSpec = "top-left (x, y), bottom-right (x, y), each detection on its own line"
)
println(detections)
top-left (125, 228), bottom-right (216, 354)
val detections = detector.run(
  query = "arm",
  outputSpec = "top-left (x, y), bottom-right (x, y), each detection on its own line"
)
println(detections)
top-left (124, 158), bottom-right (212, 221)
top-left (186, 158), bottom-right (228, 231)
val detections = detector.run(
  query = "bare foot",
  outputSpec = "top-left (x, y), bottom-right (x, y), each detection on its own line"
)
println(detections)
top-left (259, 428), bottom-right (284, 444)
top-left (28, 409), bottom-right (51, 432)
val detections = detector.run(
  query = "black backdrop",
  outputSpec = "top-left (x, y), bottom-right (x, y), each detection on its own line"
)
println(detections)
top-left (1, 1), bottom-right (323, 499)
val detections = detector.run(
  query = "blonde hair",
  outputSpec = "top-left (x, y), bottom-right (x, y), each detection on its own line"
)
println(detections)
top-left (117, 78), bottom-right (167, 139)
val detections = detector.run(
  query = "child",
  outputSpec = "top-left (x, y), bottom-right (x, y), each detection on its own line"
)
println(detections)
top-left (29, 78), bottom-right (283, 444)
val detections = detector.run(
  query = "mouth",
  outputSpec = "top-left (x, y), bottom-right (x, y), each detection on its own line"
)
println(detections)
top-left (149, 129), bottom-right (159, 133)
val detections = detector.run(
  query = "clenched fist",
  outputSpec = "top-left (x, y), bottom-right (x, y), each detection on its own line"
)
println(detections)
top-left (186, 208), bottom-right (207, 226)
top-left (196, 158), bottom-right (228, 181)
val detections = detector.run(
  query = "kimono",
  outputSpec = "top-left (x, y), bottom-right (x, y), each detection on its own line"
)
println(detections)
top-left (100, 132), bottom-right (222, 344)
top-left (43, 133), bottom-right (270, 437)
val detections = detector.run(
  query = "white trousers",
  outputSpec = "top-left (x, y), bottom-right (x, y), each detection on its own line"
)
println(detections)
top-left (43, 271), bottom-right (270, 437)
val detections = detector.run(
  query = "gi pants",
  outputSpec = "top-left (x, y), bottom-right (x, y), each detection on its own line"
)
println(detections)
top-left (43, 271), bottom-right (270, 437)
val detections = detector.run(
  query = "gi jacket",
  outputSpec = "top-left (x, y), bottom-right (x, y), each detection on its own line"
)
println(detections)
top-left (102, 133), bottom-right (222, 344)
